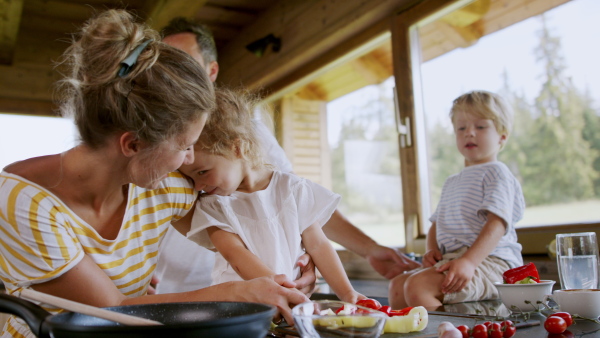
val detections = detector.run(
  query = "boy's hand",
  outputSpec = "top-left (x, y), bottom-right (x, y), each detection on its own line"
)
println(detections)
top-left (437, 257), bottom-right (476, 294)
top-left (423, 248), bottom-right (443, 267)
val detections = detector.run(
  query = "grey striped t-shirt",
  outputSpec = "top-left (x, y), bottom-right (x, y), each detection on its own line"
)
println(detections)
top-left (429, 161), bottom-right (525, 268)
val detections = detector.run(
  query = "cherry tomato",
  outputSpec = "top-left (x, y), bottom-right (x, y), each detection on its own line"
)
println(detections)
top-left (544, 316), bottom-right (567, 334)
top-left (456, 325), bottom-right (470, 338)
top-left (483, 321), bottom-right (492, 329)
top-left (356, 298), bottom-right (381, 310)
top-left (472, 323), bottom-right (488, 338)
top-left (489, 322), bottom-right (503, 338)
top-left (549, 312), bottom-right (573, 327)
top-left (501, 320), bottom-right (516, 338)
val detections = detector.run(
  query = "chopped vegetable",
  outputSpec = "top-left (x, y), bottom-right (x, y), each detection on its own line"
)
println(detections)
top-left (502, 262), bottom-right (541, 284)
top-left (326, 303), bottom-right (428, 333)
top-left (515, 276), bottom-right (538, 284)
top-left (356, 298), bottom-right (382, 310)
top-left (383, 306), bottom-right (428, 333)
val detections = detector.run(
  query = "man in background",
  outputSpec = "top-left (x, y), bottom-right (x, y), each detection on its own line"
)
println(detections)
top-left (154, 17), bottom-right (420, 294)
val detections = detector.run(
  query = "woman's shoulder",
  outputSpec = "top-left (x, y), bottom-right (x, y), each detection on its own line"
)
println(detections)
top-left (3, 154), bottom-right (62, 188)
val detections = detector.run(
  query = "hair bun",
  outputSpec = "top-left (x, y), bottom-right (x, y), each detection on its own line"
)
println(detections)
top-left (67, 9), bottom-right (160, 87)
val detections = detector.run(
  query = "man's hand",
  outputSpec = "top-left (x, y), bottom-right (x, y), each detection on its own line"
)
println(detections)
top-left (293, 253), bottom-right (317, 296)
top-left (422, 248), bottom-right (443, 268)
top-left (366, 245), bottom-right (421, 279)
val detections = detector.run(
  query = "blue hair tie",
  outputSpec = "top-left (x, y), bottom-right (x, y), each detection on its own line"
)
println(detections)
top-left (118, 39), bottom-right (153, 78)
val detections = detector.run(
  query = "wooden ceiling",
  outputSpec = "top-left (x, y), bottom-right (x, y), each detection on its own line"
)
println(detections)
top-left (293, 0), bottom-right (571, 102)
top-left (0, 0), bottom-right (571, 117)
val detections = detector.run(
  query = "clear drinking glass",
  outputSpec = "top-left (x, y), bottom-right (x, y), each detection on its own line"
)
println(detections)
top-left (556, 232), bottom-right (599, 289)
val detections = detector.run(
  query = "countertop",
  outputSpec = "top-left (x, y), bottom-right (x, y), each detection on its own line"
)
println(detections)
top-left (304, 279), bottom-right (600, 337)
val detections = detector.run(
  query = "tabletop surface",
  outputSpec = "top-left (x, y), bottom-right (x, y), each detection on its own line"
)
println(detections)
top-left (303, 279), bottom-right (600, 338)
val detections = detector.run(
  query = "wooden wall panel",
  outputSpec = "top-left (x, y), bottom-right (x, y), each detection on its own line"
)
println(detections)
top-left (280, 95), bottom-right (331, 189)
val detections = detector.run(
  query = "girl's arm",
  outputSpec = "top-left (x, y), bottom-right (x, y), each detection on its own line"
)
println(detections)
top-left (207, 226), bottom-right (277, 280)
top-left (302, 222), bottom-right (364, 303)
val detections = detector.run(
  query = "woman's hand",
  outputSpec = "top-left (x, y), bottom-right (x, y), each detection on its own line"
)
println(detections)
top-left (293, 253), bottom-right (317, 296)
top-left (366, 245), bottom-right (421, 279)
top-left (232, 275), bottom-right (309, 325)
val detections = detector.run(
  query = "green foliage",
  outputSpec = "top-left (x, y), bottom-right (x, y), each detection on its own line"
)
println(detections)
top-left (330, 16), bottom-right (600, 215)
top-left (428, 15), bottom-right (600, 207)
top-left (329, 82), bottom-right (402, 215)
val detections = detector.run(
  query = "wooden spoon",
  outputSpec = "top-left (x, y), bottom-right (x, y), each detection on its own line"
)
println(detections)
top-left (19, 288), bottom-right (162, 326)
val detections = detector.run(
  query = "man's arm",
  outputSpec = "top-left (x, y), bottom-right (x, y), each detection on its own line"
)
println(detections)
top-left (322, 209), bottom-right (421, 279)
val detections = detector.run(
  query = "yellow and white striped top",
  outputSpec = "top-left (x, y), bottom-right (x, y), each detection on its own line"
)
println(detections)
top-left (0, 171), bottom-right (197, 338)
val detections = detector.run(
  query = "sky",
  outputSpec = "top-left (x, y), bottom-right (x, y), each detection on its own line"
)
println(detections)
top-left (327, 0), bottom-right (600, 145)
top-left (0, 0), bottom-right (598, 170)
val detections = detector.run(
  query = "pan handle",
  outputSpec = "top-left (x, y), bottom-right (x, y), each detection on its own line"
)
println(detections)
top-left (0, 292), bottom-right (50, 337)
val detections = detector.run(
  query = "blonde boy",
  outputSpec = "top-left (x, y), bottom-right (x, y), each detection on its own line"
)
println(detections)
top-left (389, 90), bottom-right (525, 308)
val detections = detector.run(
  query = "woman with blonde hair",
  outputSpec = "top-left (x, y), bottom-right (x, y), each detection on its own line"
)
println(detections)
top-left (0, 10), bottom-right (306, 338)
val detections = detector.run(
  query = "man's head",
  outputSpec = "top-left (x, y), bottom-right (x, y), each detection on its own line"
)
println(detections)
top-left (162, 17), bottom-right (219, 82)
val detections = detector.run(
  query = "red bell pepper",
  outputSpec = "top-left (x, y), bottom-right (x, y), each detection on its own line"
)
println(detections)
top-left (389, 307), bottom-right (414, 317)
top-left (378, 305), bottom-right (392, 316)
top-left (356, 298), bottom-right (382, 310)
top-left (502, 262), bottom-right (541, 284)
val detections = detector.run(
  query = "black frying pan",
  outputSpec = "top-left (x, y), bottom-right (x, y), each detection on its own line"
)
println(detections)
top-left (0, 293), bottom-right (275, 338)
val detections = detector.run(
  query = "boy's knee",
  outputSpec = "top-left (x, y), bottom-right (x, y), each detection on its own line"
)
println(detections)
top-left (389, 273), bottom-right (409, 291)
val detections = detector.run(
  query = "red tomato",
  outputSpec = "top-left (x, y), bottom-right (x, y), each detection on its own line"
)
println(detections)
top-left (456, 325), bottom-right (470, 338)
top-left (544, 316), bottom-right (567, 334)
top-left (472, 323), bottom-right (488, 338)
top-left (549, 312), bottom-right (573, 327)
top-left (483, 321), bottom-right (493, 329)
top-left (489, 322), bottom-right (503, 338)
top-left (356, 298), bottom-right (381, 310)
top-left (501, 320), bottom-right (516, 338)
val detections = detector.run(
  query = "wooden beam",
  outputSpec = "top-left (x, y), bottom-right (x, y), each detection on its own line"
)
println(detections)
top-left (0, 0), bottom-right (25, 65)
top-left (143, 0), bottom-right (209, 31)
top-left (0, 64), bottom-right (58, 102)
top-left (217, 0), bottom-right (418, 93)
top-left (0, 97), bottom-right (56, 116)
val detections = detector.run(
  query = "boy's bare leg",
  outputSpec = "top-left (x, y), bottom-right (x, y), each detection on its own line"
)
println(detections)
top-left (388, 272), bottom-right (412, 309)
top-left (403, 267), bottom-right (445, 307)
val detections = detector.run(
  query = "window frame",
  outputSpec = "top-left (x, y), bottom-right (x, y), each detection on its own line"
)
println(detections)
top-left (391, 0), bottom-right (600, 253)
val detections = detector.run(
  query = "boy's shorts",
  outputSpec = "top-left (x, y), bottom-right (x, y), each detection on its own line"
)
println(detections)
top-left (433, 247), bottom-right (510, 304)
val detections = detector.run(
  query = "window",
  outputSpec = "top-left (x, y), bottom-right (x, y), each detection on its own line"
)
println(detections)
top-left (327, 79), bottom-right (405, 248)
top-left (397, 0), bottom-right (600, 237)
top-left (0, 114), bottom-right (77, 170)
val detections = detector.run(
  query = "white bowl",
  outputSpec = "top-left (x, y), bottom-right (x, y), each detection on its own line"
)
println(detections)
top-left (493, 280), bottom-right (555, 312)
top-left (292, 300), bottom-right (386, 337)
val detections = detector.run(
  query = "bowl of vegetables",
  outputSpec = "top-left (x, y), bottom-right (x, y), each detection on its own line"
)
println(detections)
top-left (292, 300), bottom-right (386, 337)
top-left (292, 299), bottom-right (429, 337)
top-left (494, 262), bottom-right (556, 312)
